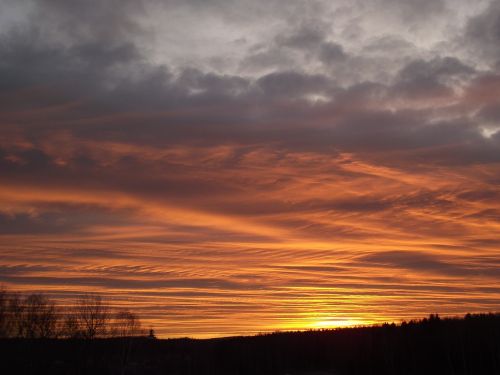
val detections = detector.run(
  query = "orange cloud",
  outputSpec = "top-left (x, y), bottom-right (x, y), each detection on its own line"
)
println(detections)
top-left (1, 135), bottom-right (500, 337)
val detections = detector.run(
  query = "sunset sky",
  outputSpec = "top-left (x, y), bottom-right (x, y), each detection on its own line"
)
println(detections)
top-left (1, 0), bottom-right (500, 338)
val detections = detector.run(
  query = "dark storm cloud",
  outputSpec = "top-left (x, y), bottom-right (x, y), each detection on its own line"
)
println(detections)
top-left (277, 26), bottom-right (325, 50)
top-left (398, 57), bottom-right (474, 82)
top-left (0, 57), bottom-right (494, 168)
top-left (363, 36), bottom-right (415, 55)
top-left (0, 29), bottom-right (144, 115)
top-left (381, 0), bottom-right (447, 21)
top-left (242, 23), bottom-right (347, 73)
top-left (318, 42), bottom-right (346, 64)
top-left (478, 102), bottom-right (500, 124)
top-left (0, 0), bottom-right (490, 165)
top-left (256, 71), bottom-right (332, 98)
top-left (465, 1), bottom-right (500, 65)
top-left (275, 24), bottom-right (347, 65)
top-left (393, 57), bottom-right (475, 99)
top-left (26, 0), bottom-right (145, 44)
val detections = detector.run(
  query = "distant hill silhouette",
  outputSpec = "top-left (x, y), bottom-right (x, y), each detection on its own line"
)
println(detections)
top-left (1, 312), bottom-right (500, 374)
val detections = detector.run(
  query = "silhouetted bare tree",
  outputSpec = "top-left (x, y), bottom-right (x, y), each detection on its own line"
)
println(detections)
top-left (76, 294), bottom-right (109, 339)
top-left (0, 290), bottom-right (59, 338)
top-left (21, 294), bottom-right (59, 338)
top-left (112, 310), bottom-right (143, 337)
top-left (62, 312), bottom-right (81, 338)
top-left (6, 292), bottom-right (24, 338)
top-left (0, 288), bottom-right (148, 340)
top-left (0, 289), bottom-right (8, 338)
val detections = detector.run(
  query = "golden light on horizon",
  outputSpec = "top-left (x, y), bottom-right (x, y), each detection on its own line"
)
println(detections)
top-left (311, 319), bottom-right (366, 330)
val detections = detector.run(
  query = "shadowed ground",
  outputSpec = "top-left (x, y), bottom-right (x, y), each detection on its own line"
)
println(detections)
top-left (1, 313), bottom-right (499, 375)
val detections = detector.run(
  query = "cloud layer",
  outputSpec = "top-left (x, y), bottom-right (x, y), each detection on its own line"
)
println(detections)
top-left (1, 0), bottom-right (500, 337)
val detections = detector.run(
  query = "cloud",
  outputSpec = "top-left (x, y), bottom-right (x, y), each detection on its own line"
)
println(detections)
top-left (1, 0), bottom-right (500, 338)
top-left (256, 71), bottom-right (332, 98)
top-left (0, 274), bottom-right (261, 291)
top-left (464, 1), bottom-right (500, 65)
top-left (359, 251), bottom-right (500, 278)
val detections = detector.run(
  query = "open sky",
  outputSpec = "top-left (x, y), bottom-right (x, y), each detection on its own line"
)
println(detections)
top-left (1, 0), bottom-right (500, 338)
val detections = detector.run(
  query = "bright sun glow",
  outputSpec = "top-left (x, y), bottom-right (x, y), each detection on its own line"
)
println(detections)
top-left (311, 319), bottom-right (363, 329)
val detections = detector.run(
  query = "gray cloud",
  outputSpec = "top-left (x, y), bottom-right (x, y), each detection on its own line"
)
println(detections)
top-left (394, 56), bottom-right (475, 99)
top-left (464, 1), bottom-right (500, 66)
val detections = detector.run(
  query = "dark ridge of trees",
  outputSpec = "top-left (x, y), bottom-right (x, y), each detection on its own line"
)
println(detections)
top-left (0, 288), bottom-right (145, 339)
top-left (1, 310), bottom-right (500, 374)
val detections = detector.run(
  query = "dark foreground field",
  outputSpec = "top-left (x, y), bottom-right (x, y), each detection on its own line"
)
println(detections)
top-left (1, 314), bottom-right (500, 375)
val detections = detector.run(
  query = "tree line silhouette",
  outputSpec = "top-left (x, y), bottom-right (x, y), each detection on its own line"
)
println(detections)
top-left (1, 286), bottom-right (500, 374)
top-left (0, 288), bottom-right (145, 339)
top-left (2, 312), bottom-right (500, 374)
